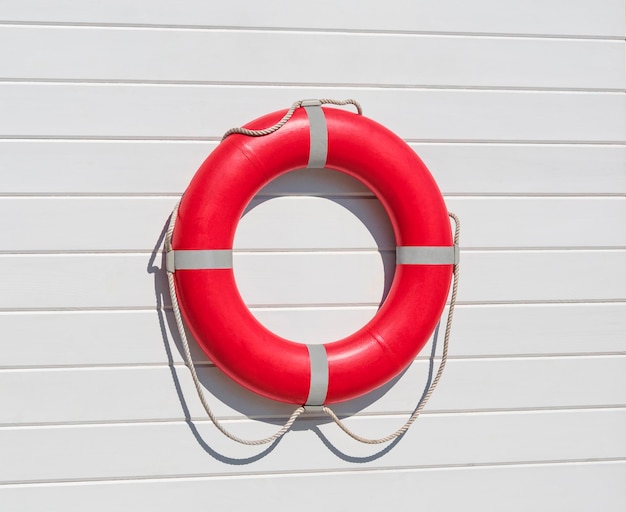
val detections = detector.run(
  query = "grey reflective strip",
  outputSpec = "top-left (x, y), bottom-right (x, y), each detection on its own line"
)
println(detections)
top-left (396, 246), bottom-right (459, 265)
top-left (305, 344), bottom-right (328, 406)
top-left (302, 100), bottom-right (328, 168)
top-left (166, 250), bottom-right (233, 272)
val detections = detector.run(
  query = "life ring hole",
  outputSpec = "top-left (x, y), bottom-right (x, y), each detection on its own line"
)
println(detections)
top-left (232, 168), bottom-right (397, 344)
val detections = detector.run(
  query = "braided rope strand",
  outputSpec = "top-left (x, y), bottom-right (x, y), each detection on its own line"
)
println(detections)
top-left (166, 202), bottom-right (305, 445)
top-left (321, 212), bottom-right (461, 444)
top-left (221, 98), bottom-right (362, 141)
top-left (167, 98), bottom-right (460, 444)
top-left (166, 204), bottom-right (460, 445)
top-left (316, 98), bottom-right (362, 115)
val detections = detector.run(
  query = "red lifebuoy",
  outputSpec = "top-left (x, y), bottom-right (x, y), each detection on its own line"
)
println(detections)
top-left (170, 101), bottom-right (455, 405)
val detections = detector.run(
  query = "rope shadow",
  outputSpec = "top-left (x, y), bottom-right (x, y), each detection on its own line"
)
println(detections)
top-left (149, 201), bottom-right (441, 461)
top-left (148, 219), bottom-right (280, 464)
top-left (311, 323), bottom-right (440, 463)
top-left (244, 176), bottom-right (395, 302)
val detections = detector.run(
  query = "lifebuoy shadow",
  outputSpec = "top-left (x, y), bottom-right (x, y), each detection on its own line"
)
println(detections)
top-left (149, 169), bottom-right (439, 462)
top-left (241, 167), bottom-right (397, 303)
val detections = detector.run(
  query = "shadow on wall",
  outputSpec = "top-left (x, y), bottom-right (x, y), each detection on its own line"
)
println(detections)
top-left (241, 192), bottom-right (397, 305)
top-left (146, 172), bottom-right (440, 463)
top-left (148, 217), bottom-right (439, 464)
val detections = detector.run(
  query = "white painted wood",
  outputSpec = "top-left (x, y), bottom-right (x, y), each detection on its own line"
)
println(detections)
top-left (1, 0), bottom-right (623, 37)
top-left (0, 0), bottom-right (624, 503)
top-left (0, 409), bottom-right (624, 482)
top-left (455, 250), bottom-right (626, 303)
top-left (235, 196), bottom-right (626, 249)
top-left (1, 461), bottom-right (624, 512)
top-left (444, 197), bottom-right (626, 248)
top-left (1, 84), bottom-right (625, 142)
top-left (236, 250), bottom-right (626, 305)
top-left (419, 143), bottom-right (626, 195)
top-left (0, 251), bottom-right (623, 310)
top-left (234, 251), bottom-right (395, 306)
top-left (444, 303), bottom-right (626, 357)
top-left (1, 142), bottom-right (624, 195)
top-left (1, 356), bottom-right (624, 425)
top-left (2, 196), bottom-right (624, 251)
top-left (2, 26), bottom-right (624, 89)
top-left (1, 303), bottom-right (624, 368)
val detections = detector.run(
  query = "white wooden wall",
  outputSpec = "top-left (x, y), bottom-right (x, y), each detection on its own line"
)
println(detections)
top-left (1, 1), bottom-right (625, 509)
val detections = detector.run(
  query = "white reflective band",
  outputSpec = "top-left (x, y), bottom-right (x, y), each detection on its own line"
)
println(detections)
top-left (166, 250), bottom-right (233, 272)
top-left (302, 99), bottom-right (328, 169)
top-left (396, 246), bottom-right (460, 265)
top-left (305, 344), bottom-right (329, 406)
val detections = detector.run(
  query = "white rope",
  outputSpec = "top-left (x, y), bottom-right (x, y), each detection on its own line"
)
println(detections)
top-left (166, 206), bottom-right (460, 445)
top-left (166, 98), bottom-right (461, 445)
top-left (166, 202), bottom-right (305, 446)
top-left (320, 212), bottom-right (461, 443)
top-left (221, 98), bottom-right (362, 141)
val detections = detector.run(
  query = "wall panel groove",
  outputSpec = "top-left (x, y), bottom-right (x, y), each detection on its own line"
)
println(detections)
top-left (0, 2), bottom-right (623, 507)
top-left (1, 0), bottom-right (624, 37)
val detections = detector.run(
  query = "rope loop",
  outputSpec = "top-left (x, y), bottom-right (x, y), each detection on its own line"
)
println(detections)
top-left (221, 98), bottom-right (362, 141)
top-left (166, 202), bottom-right (305, 445)
top-left (320, 212), bottom-right (460, 443)
top-left (165, 168), bottom-right (460, 446)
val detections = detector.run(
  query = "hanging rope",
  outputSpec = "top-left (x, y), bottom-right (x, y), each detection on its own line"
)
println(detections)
top-left (166, 99), bottom-right (460, 445)
top-left (221, 98), bottom-right (362, 141)
top-left (320, 212), bottom-right (460, 443)
top-left (166, 202), bottom-right (305, 446)
top-left (166, 204), bottom-right (460, 445)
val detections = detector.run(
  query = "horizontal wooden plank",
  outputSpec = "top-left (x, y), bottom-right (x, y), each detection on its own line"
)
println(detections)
top-left (0, 0), bottom-right (623, 37)
top-left (3, 196), bottom-right (624, 251)
top-left (1, 356), bottom-right (624, 425)
top-left (235, 251), bottom-right (394, 306)
top-left (0, 251), bottom-right (623, 310)
top-left (1, 142), bottom-right (624, 195)
top-left (1, 304), bottom-right (624, 367)
top-left (2, 0), bottom-right (624, 495)
top-left (0, 409), bottom-right (624, 483)
top-left (238, 196), bottom-right (626, 249)
top-left (1, 461), bottom-right (624, 512)
top-left (237, 250), bottom-right (626, 305)
top-left (1, 84), bottom-right (624, 142)
top-left (445, 197), bottom-right (626, 248)
top-left (2, 27), bottom-right (624, 89)
top-left (418, 143), bottom-right (626, 195)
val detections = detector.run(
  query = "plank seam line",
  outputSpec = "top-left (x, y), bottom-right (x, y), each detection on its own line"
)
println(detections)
top-left (1, 301), bottom-right (626, 313)
top-left (2, 352), bottom-right (626, 371)
top-left (4, 247), bottom-right (626, 256)
top-left (404, 140), bottom-right (626, 145)
top-left (227, 299), bottom-right (626, 308)
top-left (0, 352), bottom-right (626, 374)
top-left (1, 299), bottom-right (626, 313)
top-left (0, 249), bottom-right (396, 255)
top-left (0, 21), bottom-right (623, 40)
top-left (2, 457), bottom-right (626, 488)
top-left (2, 193), bottom-right (625, 199)
top-left (4, 193), bottom-right (625, 198)
top-left (0, 79), bottom-right (624, 94)
top-left (2, 352), bottom-right (624, 371)
top-left (0, 140), bottom-right (624, 148)
top-left (1, 137), bottom-right (625, 145)
top-left (2, 247), bottom-right (626, 256)
top-left (2, 405), bottom-right (625, 430)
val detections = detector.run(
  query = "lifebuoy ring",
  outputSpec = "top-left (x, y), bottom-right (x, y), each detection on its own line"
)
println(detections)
top-left (168, 100), bottom-right (456, 405)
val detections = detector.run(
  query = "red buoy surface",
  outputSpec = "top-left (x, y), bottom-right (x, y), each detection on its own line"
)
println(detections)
top-left (171, 104), bottom-right (454, 404)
